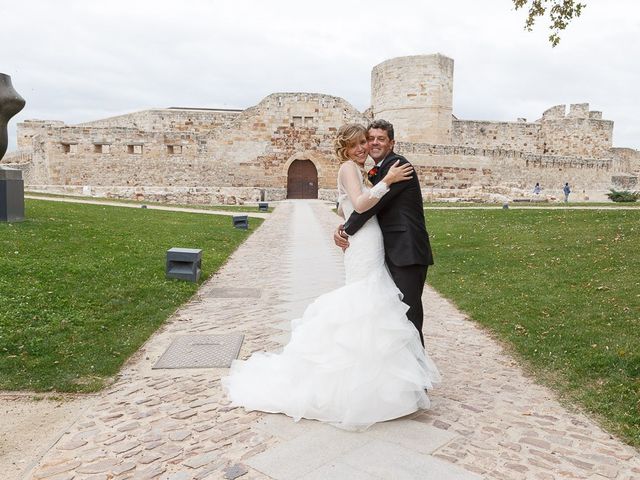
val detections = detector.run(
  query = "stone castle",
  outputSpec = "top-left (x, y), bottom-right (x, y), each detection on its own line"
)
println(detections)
top-left (3, 54), bottom-right (639, 204)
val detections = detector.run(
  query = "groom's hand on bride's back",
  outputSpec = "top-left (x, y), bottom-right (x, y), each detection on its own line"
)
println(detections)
top-left (334, 225), bottom-right (349, 251)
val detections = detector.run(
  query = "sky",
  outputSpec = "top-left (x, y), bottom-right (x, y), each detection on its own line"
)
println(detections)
top-left (1, 0), bottom-right (639, 152)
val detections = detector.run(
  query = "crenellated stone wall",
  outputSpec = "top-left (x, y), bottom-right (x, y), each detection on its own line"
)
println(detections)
top-left (5, 54), bottom-right (638, 204)
top-left (397, 142), bottom-right (616, 201)
top-left (11, 93), bottom-right (369, 203)
top-left (77, 108), bottom-right (242, 133)
top-left (17, 120), bottom-right (65, 150)
top-left (452, 119), bottom-right (541, 154)
top-left (538, 103), bottom-right (613, 158)
top-left (610, 147), bottom-right (640, 172)
top-left (453, 103), bottom-right (614, 160)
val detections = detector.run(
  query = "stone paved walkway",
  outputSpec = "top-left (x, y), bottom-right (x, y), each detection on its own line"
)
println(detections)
top-left (23, 200), bottom-right (640, 480)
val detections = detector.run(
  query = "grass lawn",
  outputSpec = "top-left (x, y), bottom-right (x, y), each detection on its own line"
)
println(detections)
top-left (0, 199), bottom-right (261, 392)
top-left (426, 208), bottom-right (640, 447)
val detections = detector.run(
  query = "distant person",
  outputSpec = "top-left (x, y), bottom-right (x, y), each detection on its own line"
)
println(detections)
top-left (533, 182), bottom-right (541, 195)
top-left (563, 182), bottom-right (571, 202)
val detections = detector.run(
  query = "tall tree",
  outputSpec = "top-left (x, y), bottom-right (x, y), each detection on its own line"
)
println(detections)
top-left (513, 0), bottom-right (586, 47)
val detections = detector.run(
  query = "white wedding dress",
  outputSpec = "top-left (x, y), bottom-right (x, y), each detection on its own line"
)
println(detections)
top-left (222, 168), bottom-right (440, 430)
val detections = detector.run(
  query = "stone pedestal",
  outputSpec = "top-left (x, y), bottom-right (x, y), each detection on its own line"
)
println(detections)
top-left (0, 167), bottom-right (24, 222)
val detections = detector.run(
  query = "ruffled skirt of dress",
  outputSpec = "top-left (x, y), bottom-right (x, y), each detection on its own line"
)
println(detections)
top-left (221, 265), bottom-right (441, 431)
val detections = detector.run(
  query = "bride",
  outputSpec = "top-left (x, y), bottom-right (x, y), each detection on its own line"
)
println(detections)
top-left (222, 123), bottom-right (440, 431)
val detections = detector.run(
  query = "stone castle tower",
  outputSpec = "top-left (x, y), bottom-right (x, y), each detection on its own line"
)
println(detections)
top-left (371, 54), bottom-right (454, 144)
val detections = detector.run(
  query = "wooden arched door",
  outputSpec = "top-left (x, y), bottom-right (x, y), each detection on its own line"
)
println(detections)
top-left (287, 160), bottom-right (318, 199)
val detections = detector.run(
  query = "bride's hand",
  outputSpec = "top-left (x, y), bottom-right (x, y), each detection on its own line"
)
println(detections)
top-left (383, 160), bottom-right (413, 185)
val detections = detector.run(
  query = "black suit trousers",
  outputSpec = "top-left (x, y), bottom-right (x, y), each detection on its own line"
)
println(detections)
top-left (386, 261), bottom-right (428, 346)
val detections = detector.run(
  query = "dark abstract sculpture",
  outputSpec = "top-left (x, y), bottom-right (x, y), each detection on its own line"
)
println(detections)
top-left (0, 73), bottom-right (26, 161)
top-left (1, 73), bottom-right (26, 221)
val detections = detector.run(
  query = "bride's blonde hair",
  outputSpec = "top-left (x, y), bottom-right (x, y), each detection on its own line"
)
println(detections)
top-left (334, 123), bottom-right (372, 186)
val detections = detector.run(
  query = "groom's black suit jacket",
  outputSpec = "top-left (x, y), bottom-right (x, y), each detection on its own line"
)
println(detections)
top-left (343, 152), bottom-right (433, 267)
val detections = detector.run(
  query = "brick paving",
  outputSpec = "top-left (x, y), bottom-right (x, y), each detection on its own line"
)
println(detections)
top-left (24, 200), bottom-right (640, 480)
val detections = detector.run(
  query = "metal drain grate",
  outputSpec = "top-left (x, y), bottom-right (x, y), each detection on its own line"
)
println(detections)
top-left (152, 334), bottom-right (244, 369)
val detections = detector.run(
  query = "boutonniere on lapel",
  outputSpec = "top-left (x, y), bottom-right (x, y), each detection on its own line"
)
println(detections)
top-left (367, 166), bottom-right (379, 183)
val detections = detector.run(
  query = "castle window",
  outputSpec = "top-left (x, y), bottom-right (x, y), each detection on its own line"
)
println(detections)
top-left (94, 144), bottom-right (110, 154)
top-left (127, 144), bottom-right (143, 154)
top-left (292, 116), bottom-right (314, 126)
top-left (62, 143), bottom-right (77, 154)
top-left (167, 145), bottom-right (182, 155)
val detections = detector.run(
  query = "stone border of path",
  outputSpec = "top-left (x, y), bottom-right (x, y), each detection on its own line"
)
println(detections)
top-left (24, 194), bottom-right (271, 218)
top-left (13, 200), bottom-right (640, 480)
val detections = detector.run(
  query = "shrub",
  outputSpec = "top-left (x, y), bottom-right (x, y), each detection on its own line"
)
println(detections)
top-left (606, 189), bottom-right (640, 202)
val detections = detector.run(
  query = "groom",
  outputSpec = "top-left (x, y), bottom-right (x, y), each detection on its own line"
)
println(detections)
top-left (333, 119), bottom-right (433, 345)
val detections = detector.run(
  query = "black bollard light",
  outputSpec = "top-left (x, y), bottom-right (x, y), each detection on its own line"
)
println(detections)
top-left (232, 215), bottom-right (249, 229)
top-left (166, 248), bottom-right (202, 282)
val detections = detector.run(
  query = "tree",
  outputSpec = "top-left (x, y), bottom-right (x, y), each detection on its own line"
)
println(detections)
top-left (513, 0), bottom-right (586, 47)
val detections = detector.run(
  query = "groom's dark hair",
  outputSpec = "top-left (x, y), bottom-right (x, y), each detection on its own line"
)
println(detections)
top-left (368, 119), bottom-right (394, 141)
